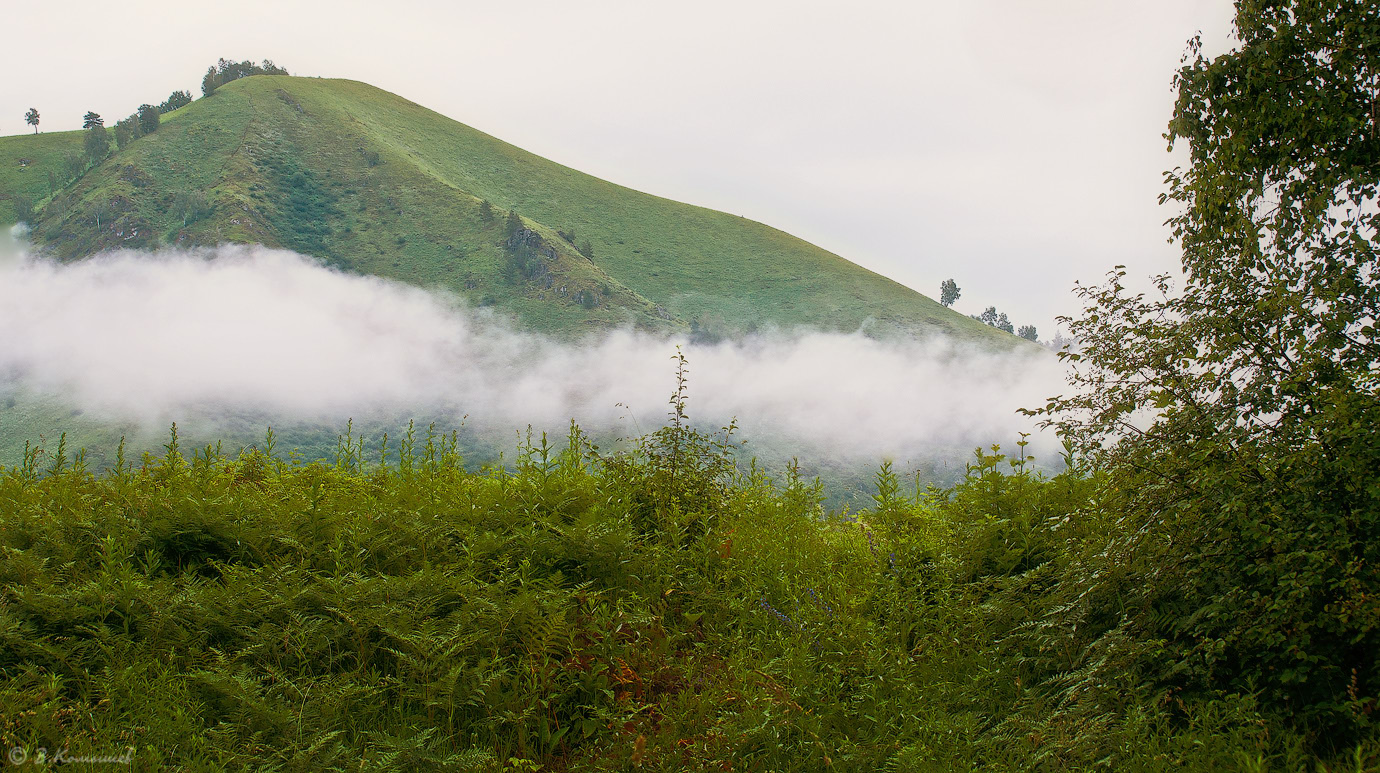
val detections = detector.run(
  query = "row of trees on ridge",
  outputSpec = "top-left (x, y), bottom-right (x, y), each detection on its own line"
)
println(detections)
top-left (937, 277), bottom-right (1040, 341)
top-left (14, 58), bottom-right (284, 224)
top-left (202, 58), bottom-right (289, 96)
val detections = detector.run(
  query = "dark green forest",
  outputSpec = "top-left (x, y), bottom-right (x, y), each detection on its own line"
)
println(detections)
top-left (2, 2), bottom-right (1379, 770)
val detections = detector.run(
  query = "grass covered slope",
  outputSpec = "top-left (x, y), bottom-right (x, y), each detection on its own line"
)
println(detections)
top-left (303, 78), bottom-right (985, 340)
top-left (0, 130), bottom-right (84, 228)
top-left (5, 75), bottom-right (1011, 343)
top-left (17, 81), bottom-right (666, 335)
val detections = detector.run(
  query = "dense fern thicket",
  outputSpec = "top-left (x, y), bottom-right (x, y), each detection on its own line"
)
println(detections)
top-left (1, 414), bottom-right (1374, 771)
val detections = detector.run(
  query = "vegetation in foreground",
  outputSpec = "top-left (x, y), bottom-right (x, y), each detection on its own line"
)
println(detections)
top-left (0, 405), bottom-right (1371, 771)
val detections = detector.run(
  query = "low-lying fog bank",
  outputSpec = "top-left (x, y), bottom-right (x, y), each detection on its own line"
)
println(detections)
top-left (0, 233), bottom-right (1068, 479)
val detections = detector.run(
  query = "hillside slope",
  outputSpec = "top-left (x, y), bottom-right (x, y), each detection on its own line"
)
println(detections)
top-left (0, 130), bottom-right (84, 225)
top-left (1, 75), bottom-right (1012, 344)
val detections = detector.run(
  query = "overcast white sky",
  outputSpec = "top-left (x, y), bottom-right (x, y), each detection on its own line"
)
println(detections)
top-left (0, 1), bottom-right (1237, 335)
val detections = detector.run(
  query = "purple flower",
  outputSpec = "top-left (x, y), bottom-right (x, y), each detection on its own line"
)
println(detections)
top-left (759, 598), bottom-right (795, 628)
top-left (807, 587), bottom-right (835, 618)
top-left (862, 525), bottom-right (882, 563)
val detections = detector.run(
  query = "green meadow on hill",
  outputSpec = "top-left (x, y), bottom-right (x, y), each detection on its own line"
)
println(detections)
top-left (0, 131), bottom-right (84, 223)
top-left (0, 75), bottom-right (1007, 344)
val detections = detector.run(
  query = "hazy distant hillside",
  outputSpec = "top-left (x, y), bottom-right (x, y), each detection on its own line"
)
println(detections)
top-left (0, 75), bottom-right (1014, 344)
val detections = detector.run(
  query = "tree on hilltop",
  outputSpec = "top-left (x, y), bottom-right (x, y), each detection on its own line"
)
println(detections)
top-left (939, 278), bottom-right (960, 307)
top-left (202, 58), bottom-right (291, 96)
top-left (137, 104), bottom-right (160, 135)
top-left (84, 123), bottom-right (110, 164)
top-left (24, 108), bottom-right (39, 134)
top-left (158, 90), bottom-right (192, 113)
top-left (976, 305), bottom-right (1017, 334)
top-left (82, 111), bottom-right (103, 129)
top-left (114, 116), bottom-right (138, 149)
top-left (1016, 324), bottom-right (1038, 341)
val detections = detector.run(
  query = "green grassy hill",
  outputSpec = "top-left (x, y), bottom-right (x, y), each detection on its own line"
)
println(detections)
top-left (1, 75), bottom-right (1011, 343)
top-left (0, 130), bottom-right (83, 224)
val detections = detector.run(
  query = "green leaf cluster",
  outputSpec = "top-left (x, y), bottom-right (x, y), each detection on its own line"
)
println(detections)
top-left (1032, 0), bottom-right (1380, 746)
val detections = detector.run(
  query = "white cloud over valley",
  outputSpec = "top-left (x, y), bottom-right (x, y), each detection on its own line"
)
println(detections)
top-left (0, 237), bottom-right (1067, 467)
